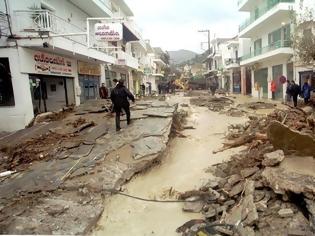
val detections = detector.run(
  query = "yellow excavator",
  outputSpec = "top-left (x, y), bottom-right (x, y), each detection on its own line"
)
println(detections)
top-left (175, 75), bottom-right (189, 91)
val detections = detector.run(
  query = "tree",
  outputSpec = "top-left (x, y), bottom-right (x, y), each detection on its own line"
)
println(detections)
top-left (292, 1), bottom-right (315, 66)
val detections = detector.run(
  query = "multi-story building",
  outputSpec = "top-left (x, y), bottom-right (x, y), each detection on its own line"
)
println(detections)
top-left (207, 38), bottom-right (232, 89)
top-left (238, 0), bottom-right (296, 100)
top-left (0, 0), bottom-right (150, 131)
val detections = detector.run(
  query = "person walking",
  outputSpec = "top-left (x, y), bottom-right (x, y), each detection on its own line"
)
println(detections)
top-left (140, 83), bottom-right (145, 97)
top-left (301, 81), bottom-right (311, 105)
top-left (271, 80), bottom-right (277, 100)
top-left (99, 83), bottom-right (108, 99)
top-left (110, 79), bottom-right (135, 131)
top-left (285, 80), bottom-right (292, 103)
top-left (291, 80), bottom-right (300, 107)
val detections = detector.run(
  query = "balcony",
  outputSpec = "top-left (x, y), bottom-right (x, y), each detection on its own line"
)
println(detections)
top-left (240, 40), bottom-right (293, 65)
top-left (13, 10), bottom-right (116, 64)
top-left (14, 10), bottom-right (87, 45)
top-left (116, 51), bottom-right (139, 70)
top-left (225, 58), bottom-right (240, 69)
top-left (239, 0), bottom-right (295, 37)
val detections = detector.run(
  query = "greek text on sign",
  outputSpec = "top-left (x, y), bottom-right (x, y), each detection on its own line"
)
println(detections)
top-left (95, 23), bottom-right (123, 41)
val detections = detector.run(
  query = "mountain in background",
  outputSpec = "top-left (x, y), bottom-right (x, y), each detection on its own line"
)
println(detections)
top-left (168, 49), bottom-right (198, 65)
top-left (177, 50), bottom-right (209, 67)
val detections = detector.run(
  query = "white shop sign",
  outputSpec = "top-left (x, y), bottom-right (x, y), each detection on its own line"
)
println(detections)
top-left (94, 23), bottom-right (123, 42)
top-left (19, 49), bottom-right (76, 77)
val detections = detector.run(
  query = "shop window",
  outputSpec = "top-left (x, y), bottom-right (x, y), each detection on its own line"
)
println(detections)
top-left (0, 58), bottom-right (15, 106)
top-left (50, 84), bottom-right (57, 92)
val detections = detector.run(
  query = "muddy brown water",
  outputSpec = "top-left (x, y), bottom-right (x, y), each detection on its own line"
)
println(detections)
top-left (93, 96), bottom-right (248, 236)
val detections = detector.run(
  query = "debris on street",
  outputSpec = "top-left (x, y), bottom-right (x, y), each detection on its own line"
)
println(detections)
top-left (190, 96), bottom-right (234, 112)
top-left (177, 106), bottom-right (315, 236)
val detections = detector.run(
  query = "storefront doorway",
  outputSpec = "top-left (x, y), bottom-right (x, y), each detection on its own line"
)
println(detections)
top-left (254, 68), bottom-right (268, 98)
top-left (272, 64), bottom-right (284, 100)
top-left (29, 75), bottom-right (75, 114)
top-left (232, 71), bottom-right (241, 93)
top-left (78, 61), bottom-right (101, 103)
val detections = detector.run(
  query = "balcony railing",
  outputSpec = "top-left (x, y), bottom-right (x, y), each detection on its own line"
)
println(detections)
top-left (225, 58), bottom-right (240, 66)
top-left (14, 10), bottom-right (87, 45)
top-left (239, 0), bottom-right (295, 32)
top-left (240, 40), bottom-right (292, 61)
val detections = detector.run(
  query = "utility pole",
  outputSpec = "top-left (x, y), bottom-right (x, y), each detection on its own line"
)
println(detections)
top-left (198, 29), bottom-right (211, 90)
top-left (198, 30), bottom-right (211, 54)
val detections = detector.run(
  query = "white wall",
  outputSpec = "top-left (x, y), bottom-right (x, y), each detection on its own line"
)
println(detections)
top-left (0, 48), bottom-right (34, 132)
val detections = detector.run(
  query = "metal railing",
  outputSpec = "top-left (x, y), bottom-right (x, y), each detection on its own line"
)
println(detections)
top-left (239, 0), bottom-right (295, 32)
top-left (225, 58), bottom-right (240, 66)
top-left (240, 40), bottom-right (292, 61)
top-left (14, 10), bottom-right (87, 45)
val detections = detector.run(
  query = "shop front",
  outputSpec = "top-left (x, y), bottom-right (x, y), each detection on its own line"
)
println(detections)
top-left (78, 61), bottom-right (102, 103)
top-left (19, 49), bottom-right (76, 115)
top-left (232, 70), bottom-right (241, 93)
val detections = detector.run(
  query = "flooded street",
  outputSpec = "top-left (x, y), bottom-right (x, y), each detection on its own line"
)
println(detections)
top-left (93, 96), bottom-right (247, 235)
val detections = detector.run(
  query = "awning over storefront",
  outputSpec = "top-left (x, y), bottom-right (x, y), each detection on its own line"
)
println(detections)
top-left (123, 23), bottom-right (140, 42)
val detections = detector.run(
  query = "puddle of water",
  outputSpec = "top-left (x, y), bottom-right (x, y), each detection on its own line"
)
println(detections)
top-left (93, 99), bottom-right (247, 236)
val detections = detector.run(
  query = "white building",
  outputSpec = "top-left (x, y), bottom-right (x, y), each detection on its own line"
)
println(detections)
top-left (238, 0), bottom-right (296, 100)
top-left (207, 38), bottom-right (232, 89)
top-left (0, 0), bottom-right (148, 131)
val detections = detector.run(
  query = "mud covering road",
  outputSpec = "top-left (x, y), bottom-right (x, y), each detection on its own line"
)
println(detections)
top-left (93, 94), bottom-right (247, 235)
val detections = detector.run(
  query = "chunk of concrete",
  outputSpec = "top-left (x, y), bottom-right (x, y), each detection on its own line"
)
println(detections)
top-left (183, 198), bottom-right (204, 213)
top-left (227, 174), bottom-right (242, 186)
top-left (262, 167), bottom-right (315, 196)
top-left (262, 150), bottom-right (285, 167)
top-left (228, 182), bottom-right (244, 197)
top-left (241, 167), bottom-right (259, 178)
top-left (278, 208), bottom-right (294, 218)
top-left (267, 121), bottom-right (315, 157)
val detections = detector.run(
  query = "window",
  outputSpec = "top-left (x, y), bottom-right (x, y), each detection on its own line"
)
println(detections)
top-left (254, 39), bottom-right (262, 56)
top-left (268, 28), bottom-right (281, 46)
top-left (0, 58), bottom-right (15, 106)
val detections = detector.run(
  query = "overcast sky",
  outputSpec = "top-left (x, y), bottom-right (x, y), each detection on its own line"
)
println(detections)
top-left (125, 0), bottom-right (248, 53)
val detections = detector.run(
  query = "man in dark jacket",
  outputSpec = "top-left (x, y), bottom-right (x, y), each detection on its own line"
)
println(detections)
top-left (291, 80), bottom-right (300, 107)
top-left (110, 79), bottom-right (135, 131)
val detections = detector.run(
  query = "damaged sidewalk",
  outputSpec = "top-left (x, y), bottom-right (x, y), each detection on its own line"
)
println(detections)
top-left (0, 99), bottom-right (180, 234)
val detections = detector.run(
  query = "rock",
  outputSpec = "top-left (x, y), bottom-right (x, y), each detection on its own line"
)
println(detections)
top-left (262, 167), bottom-right (315, 196)
top-left (224, 200), bottom-right (236, 207)
top-left (227, 174), bottom-right (242, 186)
top-left (240, 167), bottom-right (259, 178)
top-left (288, 229), bottom-right (310, 236)
top-left (214, 226), bottom-right (233, 235)
top-left (278, 208), bottom-right (294, 218)
top-left (254, 190), bottom-right (265, 202)
top-left (304, 198), bottom-right (315, 232)
top-left (262, 150), bottom-right (285, 167)
top-left (228, 182), bottom-right (244, 197)
top-left (255, 201), bottom-right (268, 212)
top-left (302, 106), bottom-right (313, 115)
top-left (208, 188), bottom-right (220, 201)
top-left (204, 207), bottom-right (216, 218)
top-left (225, 181), bottom-right (258, 227)
top-left (183, 198), bottom-right (204, 213)
top-left (268, 121), bottom-right (315, 157)
top-left (205, 180), bottom-right (219, 189)
top-left (45, 205), bottom-right (69, 216)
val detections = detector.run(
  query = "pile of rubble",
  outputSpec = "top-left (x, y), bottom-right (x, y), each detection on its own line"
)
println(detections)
top-left (190, 97), bottom-right (234, 112)
top-left (177, 107), bottom-right (315, 236)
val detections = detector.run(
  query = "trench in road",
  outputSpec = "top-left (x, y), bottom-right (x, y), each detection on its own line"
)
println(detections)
top-left (93, 96), bottom-right (248, 236)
